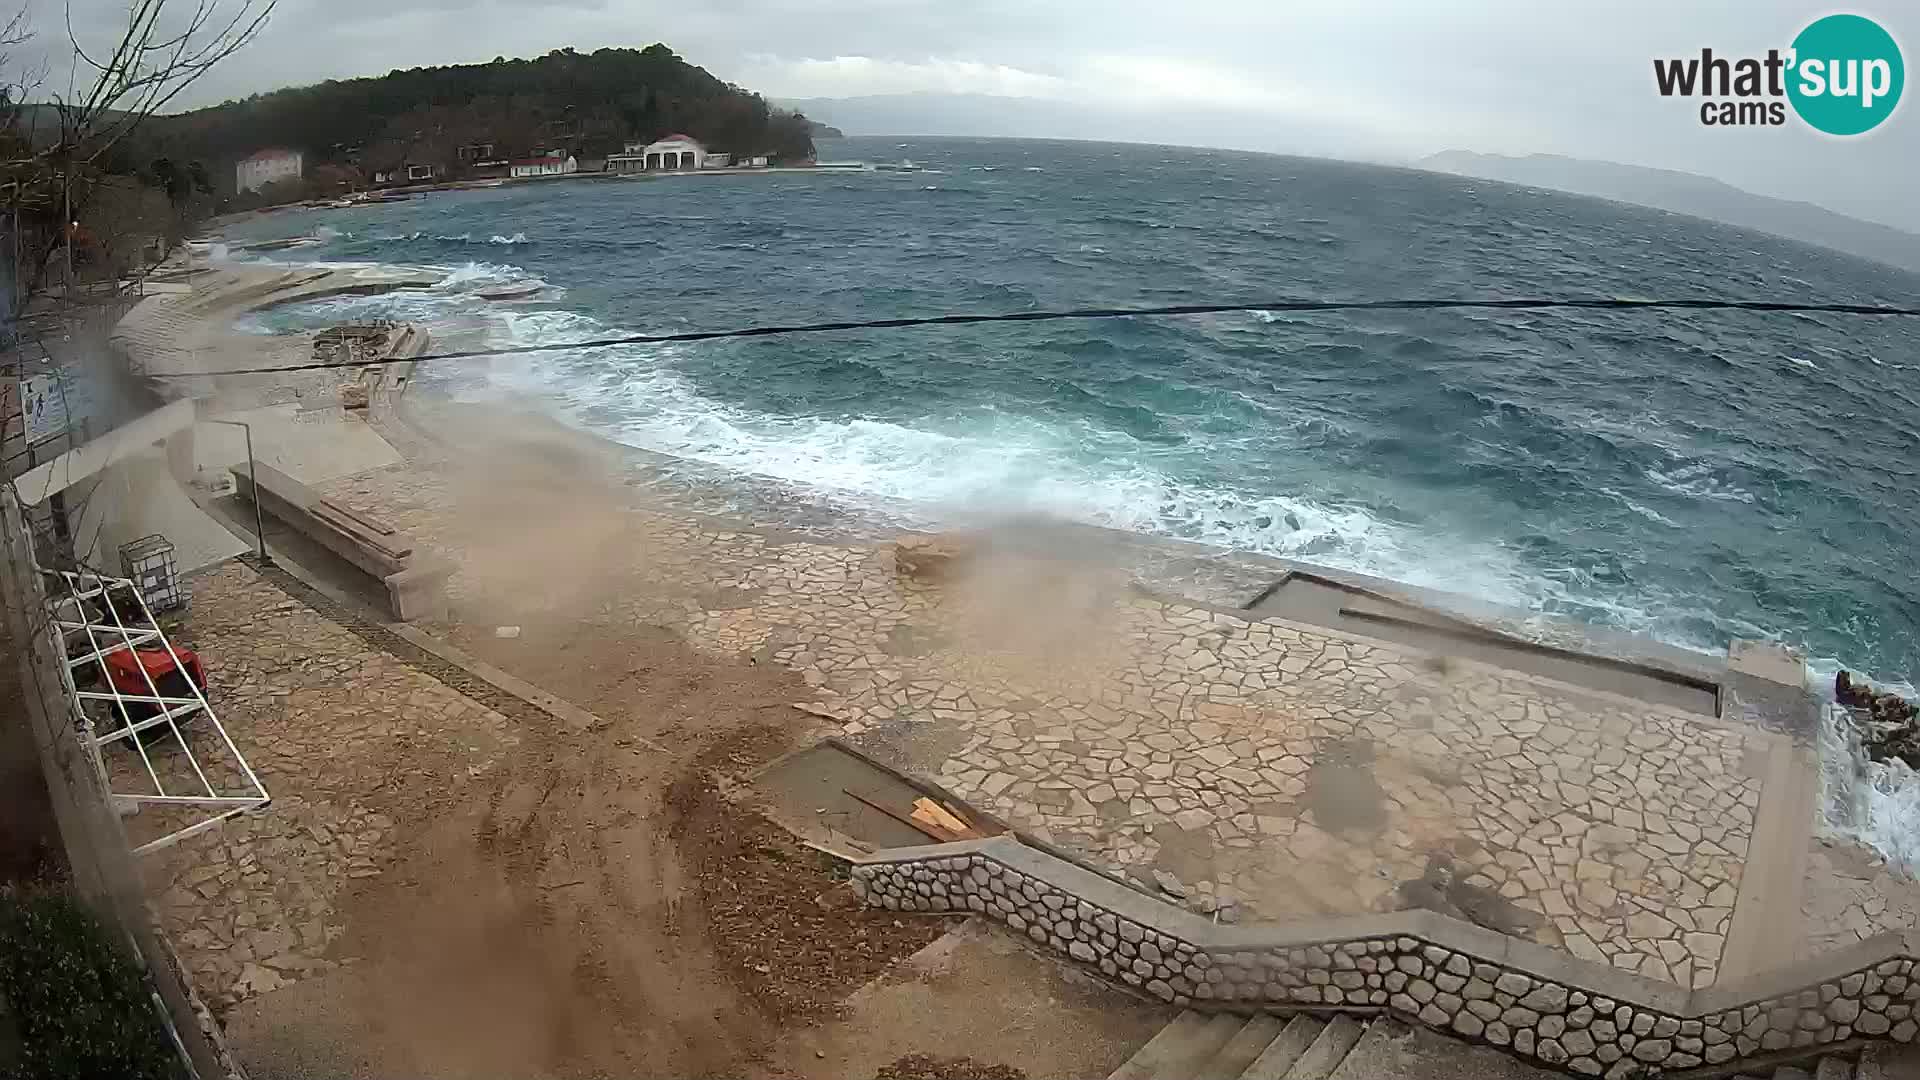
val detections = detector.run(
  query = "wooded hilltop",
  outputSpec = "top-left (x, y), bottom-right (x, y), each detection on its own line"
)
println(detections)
top-left (146, 45), bottom-right (827, 203)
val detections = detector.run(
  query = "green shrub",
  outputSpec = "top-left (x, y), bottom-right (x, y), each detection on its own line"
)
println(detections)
top-left (0, 887), bottom-right (185, 1080)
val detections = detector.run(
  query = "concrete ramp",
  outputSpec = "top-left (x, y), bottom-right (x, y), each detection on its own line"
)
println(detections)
top-left (195, 405), bottom-right (401, 486)
top-left (68, 449), bottom-right (246, 576)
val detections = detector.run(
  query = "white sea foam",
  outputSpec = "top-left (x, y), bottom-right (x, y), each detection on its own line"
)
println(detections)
top-left (252, 258), bottom-right (1779, 676)
top-left (1644, 463), bottom-right (1755, 504)
top-left (443, 302), bottom-right (1741, 659)
top-left (436, 261), bottom-right (536, 290)
top-left (1810, 660), bottom-right (1920, 874)
top-left (1617, 496), bottom-right (1678, 527)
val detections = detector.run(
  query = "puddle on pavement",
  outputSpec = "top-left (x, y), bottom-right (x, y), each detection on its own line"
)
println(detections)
top-left (1302, 736), bottom-right (1387, 834)
top-left (1397, 851), bottom-right (1556, 944)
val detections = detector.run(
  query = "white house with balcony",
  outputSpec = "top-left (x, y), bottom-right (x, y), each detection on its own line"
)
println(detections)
top-left (235, 148), bottom-right (303, 193)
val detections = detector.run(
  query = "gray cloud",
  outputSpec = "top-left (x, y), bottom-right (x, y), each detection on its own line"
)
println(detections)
top-left (25, 0), bottom-right (1917, 229)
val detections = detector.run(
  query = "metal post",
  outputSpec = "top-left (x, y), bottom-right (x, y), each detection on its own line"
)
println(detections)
top-left (205, 419), bottom-right (269, 564)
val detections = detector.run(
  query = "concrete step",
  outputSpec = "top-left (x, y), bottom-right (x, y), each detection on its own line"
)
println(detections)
top-left (1813, 1055), bottom-right (1855, 1080)
top-left (1115, 1010), bottom-right (1887, 1080)
top-left (1106, 1011), bottom-right (1210, 1080)
top-left (1320, 1019), bottom-right (1564, 1079)
top-left (1107, 1011), bottom-right (1238, 1080)
top-left (1197, 1015), bottom-right (1288, 1080)
top-left (1239, 1017), bottom-right (1326, 1080)
top-left (1859, 1043), bottom-right (1920, 1080)
top-left (1149, 1015), bottom-right (1244, 1080)
top-left (1325, 1021), bottom-right (1403, 1080)
top-left (1279, 1014), bottom-right (1365, 1080)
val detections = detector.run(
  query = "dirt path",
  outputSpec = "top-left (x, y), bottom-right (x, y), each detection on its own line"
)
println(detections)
top-left (202, 405), bottom-right (1149, 1079)
top-left (213, 434), bottom-right (955, 1078)
top-left (219, 591), bottom-right (817, 1068)
top-left (319, 727), bottom-right (779, 1078)
top-left (212, 539), bottom-right (835, 1078)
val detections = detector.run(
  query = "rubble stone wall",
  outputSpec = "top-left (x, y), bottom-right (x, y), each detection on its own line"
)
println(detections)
top-left (852, 838), bottom-right (1920, 1079)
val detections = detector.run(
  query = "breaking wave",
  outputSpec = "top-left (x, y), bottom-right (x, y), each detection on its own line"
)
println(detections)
top-left (216, 134), bottom-right (1920, 708)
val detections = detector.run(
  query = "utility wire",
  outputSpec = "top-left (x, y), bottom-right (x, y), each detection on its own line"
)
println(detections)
top-left (163, 295), bottom-right (1920, 379)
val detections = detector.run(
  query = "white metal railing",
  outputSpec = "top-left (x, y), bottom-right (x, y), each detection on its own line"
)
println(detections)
top-left (41, 565), bottom-right (268, 854)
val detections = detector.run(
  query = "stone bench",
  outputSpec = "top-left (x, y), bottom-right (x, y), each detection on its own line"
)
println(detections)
top-left (229, 463), bottom-right (450, 621)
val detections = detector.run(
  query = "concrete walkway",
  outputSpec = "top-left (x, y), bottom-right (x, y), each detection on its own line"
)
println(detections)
top-left (65, 261), bottom-right (437, 577)
top-left (102, 259), bottom-right (1906, 1020)
top-left (305, 408), bottom-right (1804, 989)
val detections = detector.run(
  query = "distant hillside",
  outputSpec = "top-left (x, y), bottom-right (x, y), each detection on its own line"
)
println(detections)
top-left (148, 45), bottom-right (817, 190)
top-left (1421, 151), bottom-right (1920, 274)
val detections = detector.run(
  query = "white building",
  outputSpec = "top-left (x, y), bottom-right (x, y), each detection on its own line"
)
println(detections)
top-left (235, 148), bottom-right (303, 193)
top-left (510, 154), bottom-right (578, 179)
top-left (607, 135), bottom-right (710, 175)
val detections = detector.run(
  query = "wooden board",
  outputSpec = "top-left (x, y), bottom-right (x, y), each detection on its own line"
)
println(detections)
top-left (844, 788), bottom-right (961, 843)
top-left (912, 797), bottom-right (973, 835)
top-left (315, 497), bottom-right (398, 536)
top-left (310, 503), bottom-right (412, 560)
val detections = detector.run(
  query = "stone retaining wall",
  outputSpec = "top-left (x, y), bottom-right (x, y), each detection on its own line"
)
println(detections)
top-left (852, 837), bottom-right (1920, 1079)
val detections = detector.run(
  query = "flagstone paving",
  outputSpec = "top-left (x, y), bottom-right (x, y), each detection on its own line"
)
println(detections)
top-left (315, 461), bottom-right (1770, 988)
top-left (141, 563), bottom-right (519, 1010)
top-left (1803, 838), bottom-right (1920, 955)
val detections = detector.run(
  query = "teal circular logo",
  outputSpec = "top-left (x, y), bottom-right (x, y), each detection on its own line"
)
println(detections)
top-left (1787, 14), bottom-right (1904, 135)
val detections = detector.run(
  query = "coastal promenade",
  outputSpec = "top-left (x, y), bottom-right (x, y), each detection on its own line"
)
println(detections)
top-left (312, 392), bottom-right (1868, 991)
top-left (101, 256), bottom-right (1920, 1051)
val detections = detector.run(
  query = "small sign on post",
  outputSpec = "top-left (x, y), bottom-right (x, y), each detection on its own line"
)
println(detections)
top-left (21, 375), bottom-right (68, 444)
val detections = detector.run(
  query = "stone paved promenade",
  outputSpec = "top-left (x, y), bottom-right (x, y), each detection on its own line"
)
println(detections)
top-left (313, 452), bottom-right (1771, 989)
top-left (145, 564), bottom-right (518, 1009)
top-left (99, 260), bottom-right (1920, 1041)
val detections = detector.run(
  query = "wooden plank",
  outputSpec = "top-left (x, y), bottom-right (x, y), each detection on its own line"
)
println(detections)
top-left (912, 797), bottom-right (973, 835)
top-left (310, 503), bottom-right (412, 559)
top-left (843, 788), bottom-right (958, 843)
top-left (308, 507), bottom-right (407, 560)
top-left (232, 466), bottom-right (404, 581)
top-left (310, 505), bottom-right (406, 556)
top-left (315, 497), bottom-right (397, 536)
top-left (939, 800), bottom-right (978, 833)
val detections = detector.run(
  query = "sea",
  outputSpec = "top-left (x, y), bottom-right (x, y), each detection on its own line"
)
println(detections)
top-left (222, 136), bottom-right (1920, 856)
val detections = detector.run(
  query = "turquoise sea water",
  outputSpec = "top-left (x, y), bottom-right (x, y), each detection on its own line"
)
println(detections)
top-left (223, 136), bottom-right (1920, 684)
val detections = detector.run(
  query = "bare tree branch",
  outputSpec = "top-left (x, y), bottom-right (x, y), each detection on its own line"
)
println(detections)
top-left (0, 0), bottom-right (273, 299)
top-left (60, 0), bottom-right (275, 162)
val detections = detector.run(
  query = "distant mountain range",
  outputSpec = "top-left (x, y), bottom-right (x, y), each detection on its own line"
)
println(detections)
top-left (794, 94), bottom-right (1918, 273)
top-left (1420, 151), bottom-right (1920, 275)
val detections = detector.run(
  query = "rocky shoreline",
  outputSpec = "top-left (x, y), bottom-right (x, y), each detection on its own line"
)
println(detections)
top-left (1838, 670), bottom-right (1920, 767)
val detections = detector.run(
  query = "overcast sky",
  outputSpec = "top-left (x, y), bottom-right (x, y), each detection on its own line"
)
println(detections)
top-left (32, 0), bottom-right (1917, 230)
